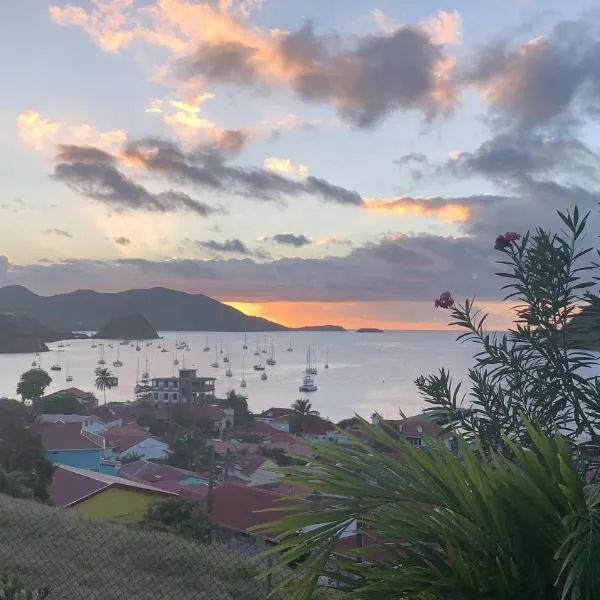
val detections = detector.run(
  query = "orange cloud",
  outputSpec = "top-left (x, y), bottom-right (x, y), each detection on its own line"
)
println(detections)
top-left (264, 157), bottom-right (308, 177)
top-left (17, 110), bottom-right (127, 153)
top-left (363, 196), bottom-right (471, 222)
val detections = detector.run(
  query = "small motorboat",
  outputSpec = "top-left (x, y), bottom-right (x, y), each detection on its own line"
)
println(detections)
top-left (261, 372), bottom-right (268, 381)
top-left (299, 375), bottom-right (318, 393)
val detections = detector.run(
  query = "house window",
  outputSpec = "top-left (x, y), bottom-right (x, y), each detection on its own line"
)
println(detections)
top-left (153, 393), bottom-right (158, 400)
top-left (163, 393), bottom-right (169, 401)
top-left (406, 437), bottom-right (422, 447)
top-left (172, 393), bottom-right (178, 400)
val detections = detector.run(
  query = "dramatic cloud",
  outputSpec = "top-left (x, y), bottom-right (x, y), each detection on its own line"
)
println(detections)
top-left (43, 228), bottom-right (73, 238)
top-left (270, 233), bottom-right (312, 247)
top-left (17, 111), bottom-right (127, 153)
top-left (362, 194), bottom-right (504, 222)
top-left (466, 12), bottom-right (600, 128)
top-left (2, 230), bottom-right (503, 303)
top-left (54, 138), bottom-right (364, 209)
top-left (195, 238), bottom-right (269, 258)
top-left (53, 147), bottom-right (222, 217)
top-left (264, 158), bottom-right (308, 177)
top-left (114, 236), bottom-right (131, 246)
top-left (49, 1), bottom-right (458, 128)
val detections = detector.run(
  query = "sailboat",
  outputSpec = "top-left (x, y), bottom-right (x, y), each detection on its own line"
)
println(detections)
top-left (219, 343), bottom-right (224, 355)
top-left (300, 348), bottom-right (318, 391)
top-left (173, 351), bottom-right (179, 366)
top-left (203, 336), bottom-right (210, 352)
top-left (65, 361), bottom-right (73, 382)
top-left (135, 341), bottom-right (141, 351)
top-left (97, 344), bottom-right (106, 365)
top-left (134, 358), bottom-right (142, 394)
top-left (223, 347), bottom-right (230, 364)
top-left (261, 371), bottom-right (268, 381)
top-left (225, 359), bottom-right (233, 378)
top-left (91, 342), bottom-right (97, 348)
top-left (50, 349), bottom-right (62, 371)
top-left (254, 337), bottom-right (260, 356)
top-left (324, 347), bottom-right (329, 370)
top-left (211, 348), bottom-right (219, 369)
top-left (113, 345), bottom-right (123, 367)
top-left (141, 354), bottom-right (150, 380)
top-left (287, 339), bottom-right (293, 352)
top-left (242, 332), bottom-right (248, 350)
top-left (266, 343), bottom-right (276, 366)
top-left (305, 346), bottom-right (318, 375)
top-left (240, 355), bottom-right (247, 388)
top-left (31, 352), bottom-right (37, 367)
top-left (253, 355), bottom-right (265, 371)
top-left (261, 335), bottom-right (268, 354)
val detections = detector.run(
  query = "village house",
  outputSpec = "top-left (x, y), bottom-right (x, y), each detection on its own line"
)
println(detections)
top-left (32, 420), bottom-right (118, 474)
top-left (50, 464), bottom-right (176, 523)
top-left (85, 405), bottom-right (124, 429)
top-left (371, 414), bottom-right (457, 452)
top-left (150, 369), bottom-right (216, 404)
top-left (189, 404), bottom-right (234, 438)
top-left (104, 424), bottom-right (169, 461)
top-left (118, 459), bottom-right (211, 500)
top-left (36, 413), bottom-right (108, 435)
top-left (44, 387), bottom-right (99, 410)
top-left (227, 454), bottom-right (280, 487)
top-left (255, 407), bottom-right (294, 432)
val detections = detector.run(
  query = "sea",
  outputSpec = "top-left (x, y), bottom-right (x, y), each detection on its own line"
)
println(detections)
top-left (0, 331), bottom-right (482, 422)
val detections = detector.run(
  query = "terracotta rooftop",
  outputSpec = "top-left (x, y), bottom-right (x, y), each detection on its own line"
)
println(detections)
top-left (258, 407), bottom-right (294, 419)
top-left (104, 424), bottom-right (152, 453)
top-left (86, 405), bottom-right (123, 422)
top-left (50, 464), bottom-right (176, 507)
top-left (210, 483), bottom-right (294, 540)
top-left (303, 420), bottom-right (336, 436)
top-left (32, 421), bottom-right (103, 451)
top-left (59, 387), bottom-right (97, 399)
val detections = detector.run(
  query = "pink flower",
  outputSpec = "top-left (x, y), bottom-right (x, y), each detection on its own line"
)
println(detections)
top-left (494, 235), bottom-right (509, 250)
top-left (435, 292), bottom-right (455, 309)
top-left (504, 232), bottom-right (521, 242)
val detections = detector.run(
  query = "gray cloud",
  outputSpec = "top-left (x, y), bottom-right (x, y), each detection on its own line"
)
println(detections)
top-left (52, 156), bottom-right (223, 217)
top-left (177, 22), bottom-right (454, 128)
top-left (465, 11), bottom-right (600, 129)
top-left (195, 238), bottom-right (270, 259)
top-left (43, 228), bottom-right (73, 238)
top-left (53, 137), bottom-right (364, 213)
top-left (270, 233), bottom-right (312, 247)
top-left (114, 236), bottom-right (131, 246)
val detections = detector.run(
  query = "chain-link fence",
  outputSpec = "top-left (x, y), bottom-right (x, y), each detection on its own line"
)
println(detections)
top-left (0, 494), bottom-right (278, 599)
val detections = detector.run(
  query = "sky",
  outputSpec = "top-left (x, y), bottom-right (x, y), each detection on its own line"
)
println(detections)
top-left (2, 0), bottom-right (600, 329)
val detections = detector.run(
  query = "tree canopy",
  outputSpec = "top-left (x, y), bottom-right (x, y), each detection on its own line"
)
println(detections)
top-left (16, 369), bottom-right (52, 404)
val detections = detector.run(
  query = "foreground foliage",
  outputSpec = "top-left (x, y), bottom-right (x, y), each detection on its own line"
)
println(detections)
top-left (260, 419), bottom-right (600, 599)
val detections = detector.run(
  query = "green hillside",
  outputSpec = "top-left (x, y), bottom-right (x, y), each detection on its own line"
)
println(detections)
top-left (0, 495), bottom-right (274, 600)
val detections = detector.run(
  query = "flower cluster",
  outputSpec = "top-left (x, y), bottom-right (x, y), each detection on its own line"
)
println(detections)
top-left (434, 291), bottom-right (454, 309)
top-left (494, 231), bottom-right (521, 250)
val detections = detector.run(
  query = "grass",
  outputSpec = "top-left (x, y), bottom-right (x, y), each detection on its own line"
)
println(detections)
top-left (0, 495), bottom-right (276, 600)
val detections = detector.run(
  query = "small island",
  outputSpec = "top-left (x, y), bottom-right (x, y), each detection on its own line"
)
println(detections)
top-left (356, 328), bottom-right (384, 333)
top-left (94, 314), bottom-right (160, 340)
top-left (294, 325), bottom-right (346, 332)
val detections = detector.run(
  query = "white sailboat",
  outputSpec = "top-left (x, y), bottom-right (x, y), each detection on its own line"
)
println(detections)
top-left (173, 351), bottom-right (179, 366)
top-left (97, 344), bottom-right (106, 365)
top-left (225, 358), bottom-right (233, 378)
top-left (253, 355), bottom-right (265, 371)
top-left (203, 336), bottom-right (210, 352)
top-left (261, 335), bottom-right (268, 354)
top-left (266, 343), bottom-right (276, 366)
top-left (300, 348), bottom-right (318, 391)
top-left (324, 347), bottom-right (329, 370)
top-left (65, 361), bottom-right (73, 382)
top-left (261, 371), bottom-right (268, 381)
top-left (254, 337), bottom-right (260, 356)
top-left (219, 343), bottom-right (224, 355)
top-left (240, 355), bottom-right (247, 388)
top-left (142, 354), bottom-right (150, 380)
top-left (243, 331), bottom-right (248, 350)
top-left (223, 347), bottom-right (230, 364)
top-left (287, 339), bottom-right (293, 352)
top-left (113, 344), bottom-right (123, 367)
top-left (50, 349), bottom-right (62, 371)
top-left (305, 346), bottom-right (318, 375)
top-left (211, 348), bottom-right (219, 369)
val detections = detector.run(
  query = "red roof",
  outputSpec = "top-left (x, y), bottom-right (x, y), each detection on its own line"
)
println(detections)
top-left (303, 420), bottom-right (336, 436)
top-left (237, 454), bottom-right (271, 476)
top-left (258, 408), bottom-right (294, 419)
top-left (50, 464), bottom-right (176, 507)
top-left (210, 483), bottom-right (293, 540)
top-left (32, 421), bottom-right (103, 451)
top-left (104, 424), bottom-right (151, 453)
top-left (237, 421), bottom-right (298, 445)
top-left (86, 405), bottom-right (123, 423)
top-left (190, 404), bottom-right (228, 421)
top-left (61, 387), bottom-right (97, 400)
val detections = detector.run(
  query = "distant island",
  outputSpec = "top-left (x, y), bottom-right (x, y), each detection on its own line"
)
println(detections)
top-left (356, 328), bottom-right (384, 333)
top-left (94, 314), bottom-right (160, 340)
top-left (0, 286), bottom-right (344, 333)
top-left (0, 314), bottom-right (55, 353)
top-left (564, 298), bottom-right (600, 348)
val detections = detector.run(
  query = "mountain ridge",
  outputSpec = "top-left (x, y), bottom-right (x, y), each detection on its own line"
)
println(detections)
top-left (0, 286), bottom-right (343, 332)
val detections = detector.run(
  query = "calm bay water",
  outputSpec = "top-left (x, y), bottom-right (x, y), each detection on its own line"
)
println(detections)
top-left (1, 331), bottom-right (481, 422)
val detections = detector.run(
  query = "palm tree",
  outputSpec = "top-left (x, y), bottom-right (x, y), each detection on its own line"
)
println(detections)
top-left (292, 398), bottom-right (319, 433)
top-left (94, 368), bottom-right (114, 405)
top-left (258, 419), bottom-right (600, 599)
